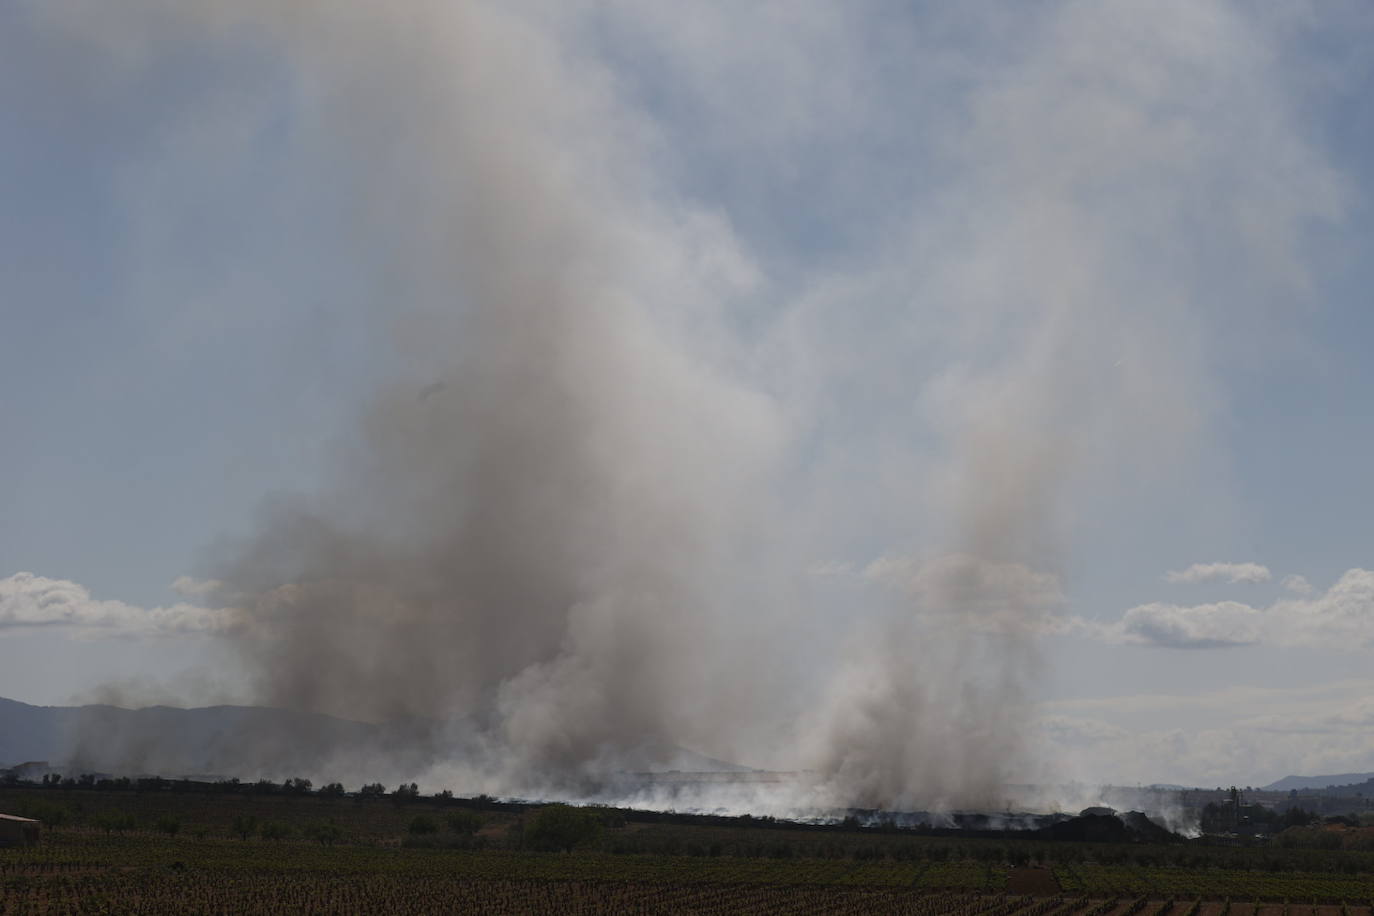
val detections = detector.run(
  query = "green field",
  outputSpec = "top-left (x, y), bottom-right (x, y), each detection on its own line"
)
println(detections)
top-left (2, 787), bottom-right (1373, 913)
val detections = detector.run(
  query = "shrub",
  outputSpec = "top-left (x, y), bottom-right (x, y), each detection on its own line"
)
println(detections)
top-left (408, 815), bottom-right (438, 835)
top-left (260, 821), bottom-right (292, 841)
top-left (525, 805), bottom-right (603, 853)
top-left (304, 821), bottom-right (343, 846)
top-left (447, 811), bottom-right (484, 836)
top-left (16, 800), bottom-right (69, 827)
top-left (94, 811), bottom-right (137, 834)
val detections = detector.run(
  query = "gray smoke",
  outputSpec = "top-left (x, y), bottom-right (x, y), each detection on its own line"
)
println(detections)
top-left (798, 0), bottom-right (1340, 810)
top-left (170, 1), bottom-right (789, 794)
top-left (36, 0), bottom-right (1343, 808)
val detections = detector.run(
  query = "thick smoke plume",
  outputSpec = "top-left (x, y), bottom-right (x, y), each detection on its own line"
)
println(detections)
top-left (795, 0), bottom-right (1339, 811)
top-left (189, 1), bottom-right (786, 794)
top-left (42, 0), bottom-right (1343, 809)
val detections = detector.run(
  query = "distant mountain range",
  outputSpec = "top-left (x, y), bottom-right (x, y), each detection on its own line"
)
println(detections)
top-left (1261, 772), bottom-right (1374, 793)
top-left (0, 696), bottom-right (747, 786)
top-left (0, 695), bottom-right (388, 781)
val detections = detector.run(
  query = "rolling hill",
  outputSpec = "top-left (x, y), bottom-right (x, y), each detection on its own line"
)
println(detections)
top-left (1261, 772), bottom-right (1374, 792)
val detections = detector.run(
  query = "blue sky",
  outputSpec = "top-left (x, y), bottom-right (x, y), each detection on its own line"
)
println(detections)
top-left (3, 0), bottom-right (1374, 790)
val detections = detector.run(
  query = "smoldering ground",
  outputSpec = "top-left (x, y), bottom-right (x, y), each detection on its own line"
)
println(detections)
top-left (33, 0), bottom-right (1345, 812)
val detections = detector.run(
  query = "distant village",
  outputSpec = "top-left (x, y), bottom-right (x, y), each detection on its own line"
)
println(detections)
top-left (1182, 781), bottom-right (1374, 840)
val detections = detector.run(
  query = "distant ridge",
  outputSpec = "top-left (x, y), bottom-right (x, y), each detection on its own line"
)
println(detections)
top-left (1261, 772), bottom-right (1374, 792)
top-left (0, 695), bottom-right (384, 780)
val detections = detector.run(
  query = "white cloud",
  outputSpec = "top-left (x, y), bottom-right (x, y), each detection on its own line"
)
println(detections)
top-left (169, 576), bottom-right (224, 598)
top-left (1117, 600), bottom-right (1262, 648)
top-left (0, 572), bottom-right (234, 637)
top-left (1165, 562), bottom-right (1271, 585)
top-left (1085, 568), bottom-right (1374, 651)
top-left (1274, 568), bottom-right (1374, 649)
top-left (1281, 573), bottom-right (1314, 595)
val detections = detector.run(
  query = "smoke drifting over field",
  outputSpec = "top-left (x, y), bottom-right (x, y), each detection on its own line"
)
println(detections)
top-left (43, 1), bottom-right (1341, 808)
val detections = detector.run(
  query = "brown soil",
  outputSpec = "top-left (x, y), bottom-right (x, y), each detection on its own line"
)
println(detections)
top-left (1159, 905), bottom-right (1198, 916)
top-left (1006, 865), bottom-right (1061, 895)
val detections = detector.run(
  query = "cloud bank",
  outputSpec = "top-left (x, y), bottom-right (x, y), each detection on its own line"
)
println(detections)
top-left (1092, 569), bottom-right (1374, 650)
top-left (0, 573), bottom-right (229, 638)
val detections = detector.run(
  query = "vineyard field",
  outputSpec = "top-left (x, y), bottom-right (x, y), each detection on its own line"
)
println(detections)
top-left (2, 787), bottom-right (1374, 912)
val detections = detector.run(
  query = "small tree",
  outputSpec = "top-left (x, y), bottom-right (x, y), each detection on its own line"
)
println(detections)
top-left (447, 811), bottom-right (484, 836)
top-left (19, 800), bottom-right (69, 827)
top-left (318, 782), bottom-right (346, 797)
top-left (305, 821), bottom-right (343, 846)
top-left (1279, 806), bottom-right (1315, 829)
top-left (232, 815), bottom-right (259, 841)
top-left (260, 821), bottom-right (291, 841)
top-left (95, 812), bottom-right (136, 834)
top-left (408, 815), bottom-right (438, 835)
top-left (524, 805), bottom-right (603, 853)
top-left (156, 816), bottom-right (181, 837)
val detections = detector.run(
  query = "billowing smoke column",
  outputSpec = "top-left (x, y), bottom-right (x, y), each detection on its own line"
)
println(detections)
top-left (186, 1), bottom-right (788, 794)
top-left (51, 0), bottom-right (1341, 808)
top-left (793, 0), bottom-right (1340, 812)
